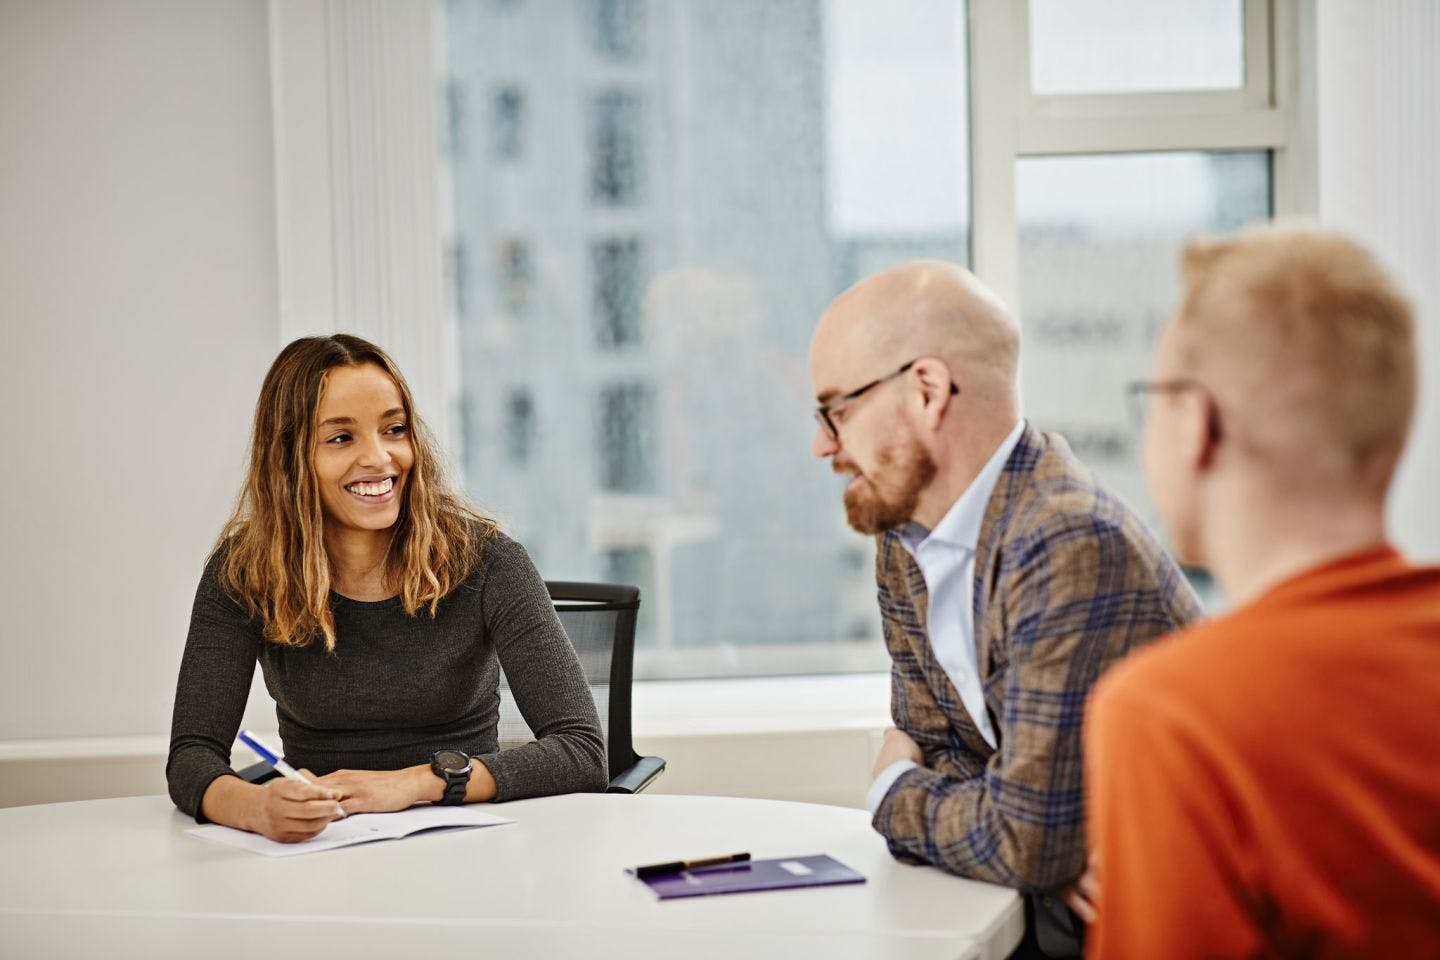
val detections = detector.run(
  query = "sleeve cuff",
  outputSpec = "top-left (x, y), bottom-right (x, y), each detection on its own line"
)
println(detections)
top-left (866, 759), bottom-right (918, 815)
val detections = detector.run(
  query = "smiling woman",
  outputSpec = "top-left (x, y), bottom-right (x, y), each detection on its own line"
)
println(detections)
top-left (312, 364), bottom-right (417, 576)
top-left (166, 335), bottom-right (607, 844)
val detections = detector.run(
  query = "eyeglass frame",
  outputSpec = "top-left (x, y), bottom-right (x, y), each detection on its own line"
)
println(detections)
top-left (1124, 378), bottom-right (1210, 429)
top-left (814, 358), bottom-right (960, 442)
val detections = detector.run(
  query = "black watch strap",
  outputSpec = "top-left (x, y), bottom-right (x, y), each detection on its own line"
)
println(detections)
top-left (441, 772), bottom-right (468, 805)
top-left (431, 750), bottom-right (472, 805)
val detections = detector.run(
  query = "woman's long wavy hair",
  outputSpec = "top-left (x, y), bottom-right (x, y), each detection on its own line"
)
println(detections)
top-left (214, 334), bottom-right (496, 651)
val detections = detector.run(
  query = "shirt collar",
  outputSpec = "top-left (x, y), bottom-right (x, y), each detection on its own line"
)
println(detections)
top-left (900, 419), bottom-right (1025, 554)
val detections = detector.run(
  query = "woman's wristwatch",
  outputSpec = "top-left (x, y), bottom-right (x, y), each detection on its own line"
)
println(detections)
top-left (429, 749), bottom-right (472, 805)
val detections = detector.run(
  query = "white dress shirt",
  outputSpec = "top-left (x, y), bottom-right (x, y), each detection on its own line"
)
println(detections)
top-left (866, 420), bottom-right (1026, 814)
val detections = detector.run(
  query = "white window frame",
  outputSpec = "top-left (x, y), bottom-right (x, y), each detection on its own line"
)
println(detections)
top-left (970, 0), bottom-right (1315, 315)
top-left (266, 0), bottom-right (1317, 713)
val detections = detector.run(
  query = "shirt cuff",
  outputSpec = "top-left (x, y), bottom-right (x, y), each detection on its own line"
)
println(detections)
top-left (866, 759), bottom-right (918, 815)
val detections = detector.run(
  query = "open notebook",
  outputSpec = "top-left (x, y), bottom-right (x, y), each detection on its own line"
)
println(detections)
top-left (186, 805), bottom-right (513, 858)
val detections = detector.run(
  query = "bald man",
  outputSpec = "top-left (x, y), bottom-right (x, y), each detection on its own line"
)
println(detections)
top-left (809, 261), bottom-right (1200, 957)
top-left (1084, 226), bottom-right (1440, 956)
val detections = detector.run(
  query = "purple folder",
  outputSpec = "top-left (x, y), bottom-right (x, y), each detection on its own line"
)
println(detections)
top-left (633, 854), bottom-right (865, 900)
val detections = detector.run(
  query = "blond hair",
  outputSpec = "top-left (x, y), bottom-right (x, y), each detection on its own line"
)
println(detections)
top-left (214, 335), bottom-right (496, 651)
top-left (1175, 223), bottom-right (1415, 493)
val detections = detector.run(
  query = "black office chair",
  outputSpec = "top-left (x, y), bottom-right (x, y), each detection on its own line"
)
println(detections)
top-left (239, 581), bottom-right (664, 793)
top-left (496, 581), bottom-right (665, 793)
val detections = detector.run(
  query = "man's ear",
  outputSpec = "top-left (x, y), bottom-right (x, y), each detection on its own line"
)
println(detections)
top-left (911, 358), bottom-right (955, 429)
top-left (1200, 391), bottom-right (1224, 467)
top-left (1182, 389), bottom-right (1223, 473)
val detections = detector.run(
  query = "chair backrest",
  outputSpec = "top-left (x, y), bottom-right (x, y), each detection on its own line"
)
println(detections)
top-left (496, 581), bottom-right (641, 781)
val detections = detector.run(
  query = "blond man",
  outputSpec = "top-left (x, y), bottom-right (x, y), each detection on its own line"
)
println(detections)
top-left (1084, 225), bottom-right (1440, 956)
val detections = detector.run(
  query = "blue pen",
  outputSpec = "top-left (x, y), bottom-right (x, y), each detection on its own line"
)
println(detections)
top-left (236, 729), bottom-right (346, 818)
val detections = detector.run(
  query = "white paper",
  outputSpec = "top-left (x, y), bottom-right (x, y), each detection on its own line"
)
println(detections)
top-left (186, 805), bottom-right (513, 858)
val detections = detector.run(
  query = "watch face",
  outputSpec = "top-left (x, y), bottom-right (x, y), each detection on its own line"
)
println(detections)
top-left (433, 750), bottom-right (468, 774)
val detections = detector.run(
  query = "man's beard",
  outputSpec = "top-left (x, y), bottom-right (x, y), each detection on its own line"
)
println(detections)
top-left (841, 434), bottom-right (937, 535)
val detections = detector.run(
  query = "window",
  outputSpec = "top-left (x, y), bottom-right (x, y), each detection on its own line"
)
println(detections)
top-left (588, 0), bottom-right (645, 61)
top-left (425, 0), bottom-right (1302, 677)
top-left (493, 85), bottom-right (525, 161)
top-left (591, 238), bottom-right (645, 349)
top-left (439, 0), bottom-right (978, 678)
top-left (1027, 0), bottom-right (1245, 94)
top-left (498, 238), bottom-right (531, 315)
top-left (1018, 150), bottom-right (1272, 529)
top-left (597, 381), bottom-right (657, 493)
top-left (587, 89), bottom-right (643, 206)
top-left (504, 388), bottom-right (536, 465)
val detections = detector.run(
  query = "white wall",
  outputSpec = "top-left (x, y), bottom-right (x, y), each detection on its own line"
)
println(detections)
top-left (0, 0), bottom-right (280, 739)
top-left (1316, 0), bottom-right (1440, 560)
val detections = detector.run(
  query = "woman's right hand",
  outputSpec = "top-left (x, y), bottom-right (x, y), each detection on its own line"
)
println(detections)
top-left (248, 770), bottom-right (346, 843)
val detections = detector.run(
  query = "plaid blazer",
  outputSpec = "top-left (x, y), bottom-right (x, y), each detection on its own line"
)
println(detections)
top-left (872, 423), bottom-right (1201, 892)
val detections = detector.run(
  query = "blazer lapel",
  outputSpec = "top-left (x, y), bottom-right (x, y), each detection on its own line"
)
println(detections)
top-left (972, 423), bottom-right (1043, 733)
top-left (887, 538), bottom-right (994, 756)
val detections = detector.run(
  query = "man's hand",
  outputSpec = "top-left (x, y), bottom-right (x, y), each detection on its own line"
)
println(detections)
top-left (1062, 864), bottom-right (1099, 924)
top-left (872, 726), bottom-right (924, 780)
top-left (317, 767), bottom-right (432, 815)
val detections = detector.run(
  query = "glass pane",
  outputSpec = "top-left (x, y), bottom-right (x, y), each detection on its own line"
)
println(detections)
top-left (493, 85), bottom-right (526, 160)
top-left (590, 237), bottom-right (645, 349)
top-left (439, 0), bottom-right (971, 679)
top-left (587, 89), bottom-right (643, 205)
top-left (587, 0), bottom-right (645, 61)
top-left (1029, 0), bottom-right (1245, 94)
top-left (1016, 151), bottom-right (1270, 586)
top-left (596, 381), bottom-right (658, 494)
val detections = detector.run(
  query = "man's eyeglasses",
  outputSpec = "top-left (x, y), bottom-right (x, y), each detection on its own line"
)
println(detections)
top-left (1125, 378), bottom-right (1206, 427)
top-left (814, 358), bottom-right (959, 442)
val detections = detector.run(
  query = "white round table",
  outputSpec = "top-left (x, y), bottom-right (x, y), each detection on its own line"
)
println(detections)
top-left (0, 792), bottom-right (1023, 960)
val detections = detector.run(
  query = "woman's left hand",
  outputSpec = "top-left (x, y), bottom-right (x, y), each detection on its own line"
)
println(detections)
top-left (316, 766), bottom-right (432, 815)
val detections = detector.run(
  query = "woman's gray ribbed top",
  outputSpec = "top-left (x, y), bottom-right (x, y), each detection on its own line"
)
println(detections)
top-left (166, 533), bottom-right (607, 820)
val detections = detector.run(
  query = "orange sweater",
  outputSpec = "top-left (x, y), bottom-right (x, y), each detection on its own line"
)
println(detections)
top-left (1085, 547), bottom-right (1440, 958)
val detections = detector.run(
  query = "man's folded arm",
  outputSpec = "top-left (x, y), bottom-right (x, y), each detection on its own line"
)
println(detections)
top-left (873, 738), bottom-right (1076, 890)
top-left (876, 514), bottom-right (1178, 891)
top-left (875, 595), bottom-right (1026, 882)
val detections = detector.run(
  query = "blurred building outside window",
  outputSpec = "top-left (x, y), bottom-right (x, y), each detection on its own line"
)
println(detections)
top-left (438, 0), bottom-right (1291, 677)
